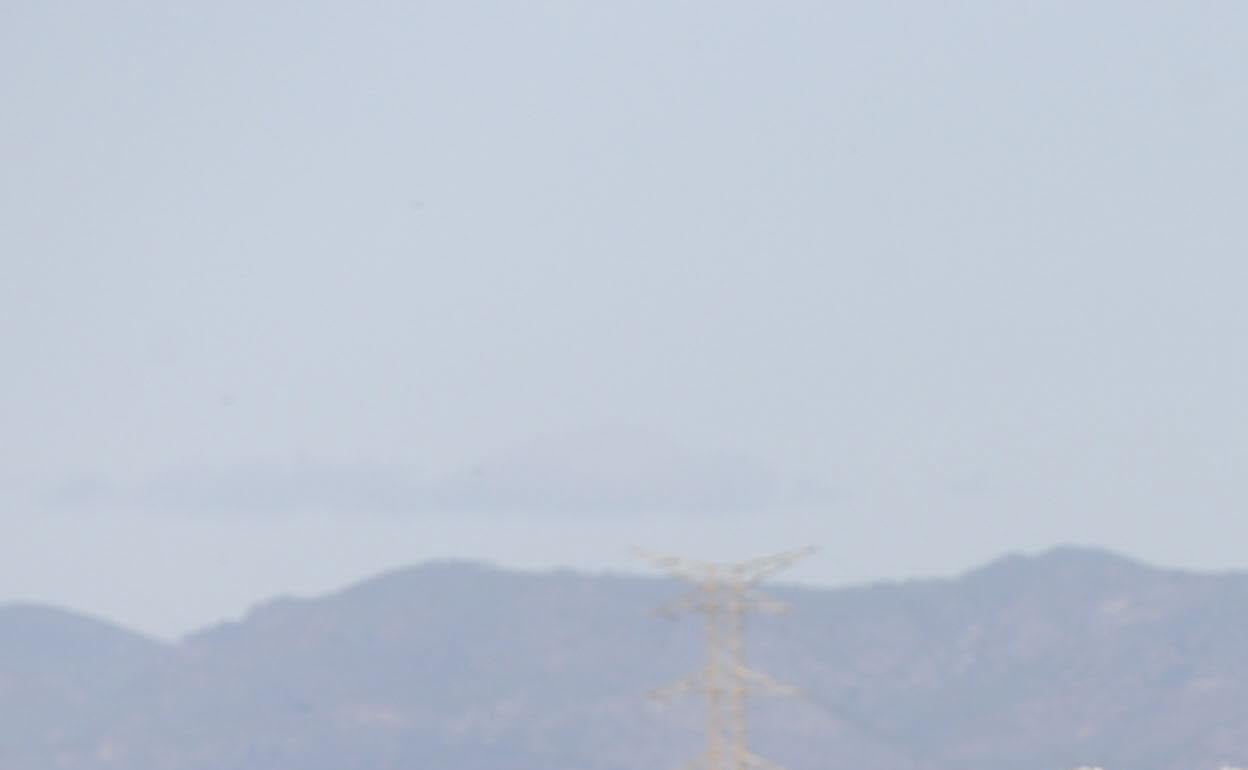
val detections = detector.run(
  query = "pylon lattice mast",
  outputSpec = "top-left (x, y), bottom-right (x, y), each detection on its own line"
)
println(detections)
top-left (640, 547), bottom-right (816, 770)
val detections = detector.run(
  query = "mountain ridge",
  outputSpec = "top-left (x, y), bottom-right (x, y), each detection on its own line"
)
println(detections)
top-left (5, 546), bottom-right (1248, 770)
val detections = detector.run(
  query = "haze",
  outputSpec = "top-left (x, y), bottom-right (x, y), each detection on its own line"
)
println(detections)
top-left (2, 1), bottom-right (1245, 639)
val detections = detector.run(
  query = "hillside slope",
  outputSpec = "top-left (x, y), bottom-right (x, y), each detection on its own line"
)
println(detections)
top-left (7, 549), bottom-right (1248, 770)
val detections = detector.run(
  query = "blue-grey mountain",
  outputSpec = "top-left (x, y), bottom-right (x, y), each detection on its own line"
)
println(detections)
top-left (3, 548), bottom-right (1248, 770)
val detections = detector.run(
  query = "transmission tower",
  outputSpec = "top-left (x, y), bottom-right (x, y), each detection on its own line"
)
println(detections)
top-left (640, 547), bottom-right (816, 770)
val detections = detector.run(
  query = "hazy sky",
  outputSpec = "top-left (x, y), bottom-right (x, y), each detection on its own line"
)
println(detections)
top-left (3, 1), bottom-right (1247, 639)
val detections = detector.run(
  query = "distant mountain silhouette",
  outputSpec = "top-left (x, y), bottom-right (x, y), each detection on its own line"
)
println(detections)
top-left (422, 428), bottom-right (798, 515)
top-left (5, 548), bottom-right (1248, 770)
top-left (53, 430), bottom-right (828, 517)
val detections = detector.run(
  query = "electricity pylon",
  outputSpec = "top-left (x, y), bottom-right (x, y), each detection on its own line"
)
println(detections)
top-left (640, 547), bottom-right (816, 770)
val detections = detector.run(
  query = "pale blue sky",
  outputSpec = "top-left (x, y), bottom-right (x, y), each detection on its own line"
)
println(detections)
top-left (3, 1), bottom-right (1247, 638)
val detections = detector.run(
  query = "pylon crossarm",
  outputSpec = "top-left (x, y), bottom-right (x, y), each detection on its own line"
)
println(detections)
top-left (649, 681), bottom-right (696, 701)
top-left (732, 664), bottom-right (799, 696)
top-left (650, 667), bottom-right (718, 701)
top-left (676, 757), bottom-right (711, 770)
top-left (634, 549), bottom-right (719, 581)
top-left (743, 750), bottom-right (787, 770)
top-left (658, 590), bottom-right (728, 617)
top-left (728, 547), bottom-right (817, 586)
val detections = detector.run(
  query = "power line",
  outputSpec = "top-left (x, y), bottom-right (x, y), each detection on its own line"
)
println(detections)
top-left (640, 547), bottom-right (816, 770)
